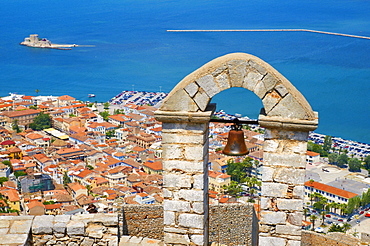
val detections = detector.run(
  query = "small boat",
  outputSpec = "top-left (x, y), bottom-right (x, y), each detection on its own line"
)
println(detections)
top-left (88, 94), bottom-right (96, 98)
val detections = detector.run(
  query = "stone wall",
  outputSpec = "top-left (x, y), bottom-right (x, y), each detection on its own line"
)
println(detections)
top-left (302, 231), bottom-right (365, 246)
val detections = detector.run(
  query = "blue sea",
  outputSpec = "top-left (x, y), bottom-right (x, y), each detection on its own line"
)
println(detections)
top-left (1, 0), bottom-right (369, 144)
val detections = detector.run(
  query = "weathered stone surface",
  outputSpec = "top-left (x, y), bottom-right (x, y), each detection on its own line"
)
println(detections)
top-left (80, 237), bottom-right (94, 246)
top-left (264, 152), bottom-right (306, 168)
top-left (178, 214), bottom-right (204, 229)
top-left (287, 240), bottom-right (301, 246)
top-left (215, 73), bottom-right (230, 91)
top-left (164, 200), bottom-right (191, 212)
top-left (275, 84), bottom-right (289, 97)
top-left (263, 90), bottom-right (281, 113)
top-left (66, 220), bottom-right (85, 236)
top-left (193, 174), bottom-right (205, 190)
top-left (94, 214), bottom-right (118, 226)
top-left (164, 211), bottom-right (175, 225)
top-left (196, 75), bottom-right (220, 98)
top-left (248, 59), bottom-right (267, 75)
top-left (53, 222), bottom-right (67, 234)
top-left (184, 145), bottom-right (205, 161)
top-left (161, 89), bottom-right (199, 112)
top-left (141, 237), bottom-right (164, 246)
top-left (192, 202), bottom-right (204, 214)
top-left (163, 173), bottom-right (191, 188)
top-left (163, 188), bottom-right (172, 198)
top-left (287, 212), bottom-right (303, 226)
top-left (86, 224), bottom-right (105, 238)
top-left (1, 234), bottom-right (29, 245)
top-left (261, 166), bottom-right (274, 182)
top-left (260, 197), bottom-right (270, 210)
top-left (259, 236), bottom-right (286, 246)
top-left (10, 219), bottom-right (33, 234)
top-left (162, 133), bottom-right (205, 145)
top-left (276, 224), bottom-right (301, 235)
top-left (164, 160), bottom-right (204, 172)
top-left (191, 234), bottom-right (204, 245)
top-left (164, 227), bottom-right (188, 233)
top-left (193, 90), bottom-right (210, 111)
top-left (262, 73), bottom-right (278, 92)
top-left (0, 220), bottom-right (10, 228)
top-left (293, 186), bottom-right (304, 199)
top-left (211, 64), bottom-right (228, 77)
top-left (32, 215), bottom-right (53, 234)
top-left (243, 71), bottom-right (263, 91)
top-left (268, 93), bottom-right (307, 119)
top-left (55, 215), bottom-right (71, 223)
top-left (273, 168), bottom-right (305, 185)
top-left (164, 232), bottom-right (190, 244)
top-left (254, 81), bottom-right (268, 99)
top-left (260, 211), bottom-right (287, 224)
top-left (184, 82), bottom-right (199, 98)
top-left (162, 144), bottom-right (183, 159)
top-left (228, 60), bottom-right (247, 87)
top-left (177, 189), bottom-right (204, 202)
top-left (261, 183), bottom-right (288, 197)
top-left (277, 198), bottom-right (303, 211)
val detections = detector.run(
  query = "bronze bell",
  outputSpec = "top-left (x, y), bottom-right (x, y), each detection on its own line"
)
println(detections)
top-left (222, 124), bottom-right (249, 156)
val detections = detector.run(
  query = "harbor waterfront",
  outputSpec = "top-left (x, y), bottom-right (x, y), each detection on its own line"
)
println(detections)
top-left (0, 0), bottom-right (369, 143)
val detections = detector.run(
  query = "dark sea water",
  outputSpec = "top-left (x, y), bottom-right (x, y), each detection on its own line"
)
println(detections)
top-left (1, 0), bottom-right (369, 143)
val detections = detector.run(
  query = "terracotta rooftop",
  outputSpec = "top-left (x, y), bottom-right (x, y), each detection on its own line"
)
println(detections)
top-left (304, 181), bottom-right (358, 199)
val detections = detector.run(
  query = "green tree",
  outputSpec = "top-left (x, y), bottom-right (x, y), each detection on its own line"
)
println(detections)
top-left (348, 158), bottom-right (361, 172)
top-left (307, 141), bottom-right (328, 157)
top-left (43, 200), bottom-right (55, 205)
top-left (113, 109), bottom-right (125, 115)
top-left (29, 112), bottom-right (51, 130)
top-left (106, 130), bottom-right (116, 139)
top-left (226, 157), bottom-right (255, 183)
top-left (364, 155), bottom-right (370, 170)
top-left (99, 111), bottom-right (110, 121)
top-left (103, 102), bottom-right (110, 110)
top-left (222, 181), bottom-right (243, 197)
top-left (63, 172), bottom-right (71, 185)
top-left (310, 214), bottom-right (318, 231)
top-left (29, 105), bottom-right (38, 110)
top-left (2, 160), bottom-right (13, 172)
top-left (14, 171), bottom-right (26, 178)
top-left (0, 177), bottom-right (8, 187)
top-left (12, 119), bottom-right (21, 133)
top-left (323, 135), bottom-right (332, 152)
top-left (328, 153), bottom-right (339, 165)
top-left (337, 153), bottom-right (348, 168)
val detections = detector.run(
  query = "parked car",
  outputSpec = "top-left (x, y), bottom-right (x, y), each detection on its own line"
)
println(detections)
top-left (365, 208), bottom-right (369, 211)
top-left (338, 218), bottom-right (344, 222)
top-left (325, 214), bottom-right (331, 218)
top-left (365, 213), bottom-right (370, 218)
top-left (360, 211), bottom-right (365, 214)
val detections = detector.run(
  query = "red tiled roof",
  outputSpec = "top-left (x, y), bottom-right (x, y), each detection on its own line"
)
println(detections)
top-left (306, 151), bottom-right (320, 157)
top-left (304, 181), bottom-right (358, 199)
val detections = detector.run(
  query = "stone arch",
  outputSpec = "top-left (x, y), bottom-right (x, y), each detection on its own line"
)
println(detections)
top-left (160, 52), bottom-right (315, 121)
top-left (155, 52), bottom-right (318, 246)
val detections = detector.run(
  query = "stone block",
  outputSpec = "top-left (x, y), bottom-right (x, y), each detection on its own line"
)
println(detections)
top-left (55, 215), bottom-right (71, 223)
top-left (215, 73), bottom-right (230, 91)
top-left (80, 237), bottom-right (94, 246)
top-left (273, 168), bottom-right (305, 185)
top-left (249, 59), bottom-right (267, 75)
top-left (184, 82), bottom-right (199, 98)
top-left (184, 145), bottom-right (205, 161)
top-left (164, 200), bottom-right (190, 212)
top-left (141, 237), bottom-right (164, 246)
top-left (259, 236), bottom-right (286, 246)
top-left (191, 234), bottom-right (204, 245)
top-left (293, 186), bottom-right (304, 199)
top-left (262, 73), bottom-right (278, 92)
top-left (262, 90), bottom-right (281, 113)
top-left (66, 220), bottom-right (85, 236)
top-left (163, 173), bottom-right (191, 188)
top-left (129, 236), bottom-right (143, 244)
top-left (263, 139), bottom-right (279, 152)
top-left (260, 211), bottom-right (286, 225)
top-left (9, 219), bottom-right (33, 234)
top-left (287, 240), bottom-right (301, 246)
top-left (193, 174), bottom-right (204, 190)
top-left (263, 152), bottom-right (306, 168)
top-left (196, 74), bottom-right (220, 98)
top-left (163, 188), bottom-right (173, 198)
top-left (0, 220), bottom-right (10, 228)
top-left (276, 224), bottom-right (301, 235)
top-left (162, 144), bottom-right (183, 159)
top-left (164, 232), bottom-right (190, 244)
top-left (94, 214), bottom-right (118, 226)
top-left (243, 71), bottom-right (263, 91)
top-left (162, 133), bottom-right (205, 145)
top-left (264, 129), bottom-right (309, 141)
top-left (260, 197), bottom-right (270, 210)
top-left (211, 64), bottom-right (228, 77)
top-left (275, 84), bottom-right (289, 97)
top-left (228, 60), bottom-right (247, 87)
top-left (160, 89), bottom-right (199, 112)
top-left (178, 214), bottom-right (204, 229)
top-left (261, 183), bottom-right (288, 198)
top-left (86, 224), bottom-right (106, 239)
top-left (268, 93), bottom-right (308, 119)
top-left (177, 189), bottom-right (204, 202)
top-left (162, 122), bottom-right (208, 133)
top-left (192, 202), bottom-right (204, 214)
top-left (164, 211), bottom-right (175, 225)
top-left (53, 222), bottom-right (67, 234)
top-left (277, 198), bottom-right (303, 211)
top-left (287, 212), bottom-right (303, 226)
top-left (164, 227), bottom-right (188, 233)
top-left (261, 166), bottom-right (274, 182)
top-left (193, 90), bottom-right (210, 111)
top-left (164, 160), bottom-right (204, 172)
top-left (0, 228), bottom-right (8, 234)
top-left (1, 234), bottom-right (29, 245)
top-left (254, 81), bottom-right (268, 99)
top-left (32, 215), bottom-right (53, 234)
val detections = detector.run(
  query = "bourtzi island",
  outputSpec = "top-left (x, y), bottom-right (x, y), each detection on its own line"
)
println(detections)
top-left (20, 34), bottom-right (78, 50)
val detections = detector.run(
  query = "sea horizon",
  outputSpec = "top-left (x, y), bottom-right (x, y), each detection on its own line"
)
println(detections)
top-left (1, 0), bottom-right (369, 144)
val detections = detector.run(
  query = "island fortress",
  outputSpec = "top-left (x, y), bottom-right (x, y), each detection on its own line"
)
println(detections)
top-left (20, 34), bottom-right (77, 50)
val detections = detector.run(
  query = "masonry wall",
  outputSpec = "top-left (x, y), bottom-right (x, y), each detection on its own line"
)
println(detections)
top-left (301, 231), bottom-right (365, 246)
